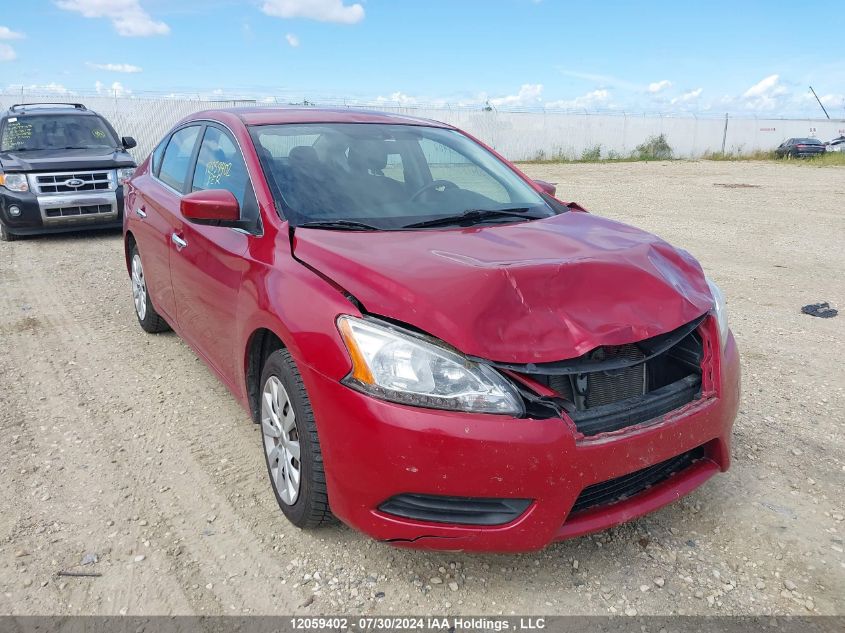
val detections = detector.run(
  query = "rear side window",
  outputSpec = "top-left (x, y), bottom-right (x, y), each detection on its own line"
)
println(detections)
top-left (150, 139), bottom-right (167, 176)
top-left (158, 126), bottom-right (200, 191)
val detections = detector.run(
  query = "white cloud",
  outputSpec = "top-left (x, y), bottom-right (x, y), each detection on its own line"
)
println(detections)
top-left (546, 89), bottom-right (610, 111)
top-left (8, 82), bottom-right (72, 94)
top-left (87, 62), bottom-right (142, 73)
top-left (0, 26), bottom-right (25, 40)
top-left (285, 33), bottom-right (300, 47)
top-left (376, 91), bottom-right (417, 106)
top-left (56, 0), bottom-right (170, 37)
top-left (0, 43), bottom-right (15, 62)
top-left (490, 83), bottom-right (544, 107)
top-left (648, 79), bottom-right (672, 94)
top-left (261, 0), bottom-right (364, 24)
top-left (95, 79), bottom-right (132, 96)
top-left (671, 87), bottom-right (703, 104)
top-left (740, 74), bottom-right (788, 110)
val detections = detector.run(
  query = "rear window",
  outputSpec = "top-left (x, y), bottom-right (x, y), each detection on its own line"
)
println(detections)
top-left (795, 138), bottom-right (822, 145)
top-left (0, 114), bottom-right (118, 152)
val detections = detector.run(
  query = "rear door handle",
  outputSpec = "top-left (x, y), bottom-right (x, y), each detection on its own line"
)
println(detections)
top-left (171, 233), bottom-right (188, 251)
top-left (135, 207), bottom-right (147, 218)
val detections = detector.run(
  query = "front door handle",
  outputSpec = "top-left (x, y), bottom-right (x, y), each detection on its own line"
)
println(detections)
top-left (135, 206), bottom-right (147, 218)
top-left (171, 233), bottom-right (188, 251)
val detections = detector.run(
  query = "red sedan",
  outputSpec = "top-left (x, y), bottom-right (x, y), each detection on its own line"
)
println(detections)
top-left (123, 108), bottom-right (740, 552)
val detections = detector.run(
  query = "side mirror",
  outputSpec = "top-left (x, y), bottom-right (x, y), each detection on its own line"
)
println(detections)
top-left (122, 136), bottom-right (137, 150)
top-left (534, 179), bottom-right (557, 197)
top-left (181, 189), bottom-right (240, 225)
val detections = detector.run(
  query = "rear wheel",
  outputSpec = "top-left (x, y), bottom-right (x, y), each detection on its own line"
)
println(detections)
top-left (260, 349), bottom-right (333, 528)
top-left (0, 223), bottom-right (18, 242)
top-left (130, 245), bottom-right (170, 333)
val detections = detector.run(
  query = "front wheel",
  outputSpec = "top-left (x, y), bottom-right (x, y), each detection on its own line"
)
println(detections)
top-left (130, 245), bottom-right (170, 333)
top-left (260, 349), bottom-right (333, 528)
top-left (0, 223), bottom-right (18, 242)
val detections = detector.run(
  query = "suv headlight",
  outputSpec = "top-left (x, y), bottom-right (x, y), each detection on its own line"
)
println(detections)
top-left (0, 173), bottom-right (29, 192)
top-left (706, 277), bottom-right (729, 347)
top-left (337, 315), bottom-right (523, 416)
top-left (116, 167), bottom-right (135, 186)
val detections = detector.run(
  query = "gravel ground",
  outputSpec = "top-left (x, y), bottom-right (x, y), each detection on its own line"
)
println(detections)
top-left (0, 160), bottom-right (843, 616)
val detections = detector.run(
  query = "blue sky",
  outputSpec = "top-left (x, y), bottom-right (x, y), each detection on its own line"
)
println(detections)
top-left (1, 0), bottom-right (843, 116)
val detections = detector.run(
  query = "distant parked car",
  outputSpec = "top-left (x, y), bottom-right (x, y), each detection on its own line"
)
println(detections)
top-left (0, 102), bottom-right (137, 241)
top-left (774, 138), bottom-right (826, 159)
top-left (824, 135), bottom-right (845, 153)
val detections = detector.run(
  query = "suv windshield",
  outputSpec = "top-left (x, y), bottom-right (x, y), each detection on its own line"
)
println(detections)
top-left (0, 114), bottom-right (119, 152)
top-left (250, 123), bottom-right (561, 230)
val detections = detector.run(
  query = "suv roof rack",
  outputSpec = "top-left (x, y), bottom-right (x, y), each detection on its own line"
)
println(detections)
top-left (8, 103), bottom-right (88, 113)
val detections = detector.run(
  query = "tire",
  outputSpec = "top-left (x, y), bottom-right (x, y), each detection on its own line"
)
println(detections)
top-left (130, 244), bottom-right (170, 333)
top-left (259, 349), bottom-right (333, 528)
top-left (0, 223), bottom-right (18, 242)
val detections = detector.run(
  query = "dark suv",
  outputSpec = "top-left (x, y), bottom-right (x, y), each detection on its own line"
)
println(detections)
top-left (0, 103), bottom-right (137, 241)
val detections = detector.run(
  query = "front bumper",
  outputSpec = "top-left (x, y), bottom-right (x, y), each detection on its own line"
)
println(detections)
top-left (303, 332), bottom-right (740, 552)
top-left (0, 187), bottom-right (124, 236)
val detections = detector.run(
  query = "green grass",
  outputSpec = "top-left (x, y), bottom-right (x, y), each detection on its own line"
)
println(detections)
top-left (517, 150), bottom-right (845, 166)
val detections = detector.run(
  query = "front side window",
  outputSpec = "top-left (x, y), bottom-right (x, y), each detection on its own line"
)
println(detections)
top-left (0, 114), bottom-right (118, 152)
top-left (192, 127), bottom-right (250, 206)
top-left (158, 126), bottom-right (200, 191)
top-left (250, 123), bottom-right (558, 230)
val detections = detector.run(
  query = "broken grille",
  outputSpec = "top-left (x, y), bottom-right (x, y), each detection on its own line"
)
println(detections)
top-left (517, 316), bottom-right (707, 436)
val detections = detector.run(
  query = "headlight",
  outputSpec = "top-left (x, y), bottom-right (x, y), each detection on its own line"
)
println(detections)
top-left (337, 315), bottom-right (523, 416)
top-left (0, 173), bottom-right (29, 192)
top-left (116, 167), bottom-right (135, 186)
top-left (706, 277), bottom-right (729, 347)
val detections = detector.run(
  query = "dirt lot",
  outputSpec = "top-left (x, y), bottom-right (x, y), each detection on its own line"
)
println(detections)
top-left (1, 160), bottom-right (843, 616)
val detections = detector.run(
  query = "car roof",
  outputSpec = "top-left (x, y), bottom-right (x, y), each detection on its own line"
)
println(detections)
top-left (184, 107), bottom-right (454, 129)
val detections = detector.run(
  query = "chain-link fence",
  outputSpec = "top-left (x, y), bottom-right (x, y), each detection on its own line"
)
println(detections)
top-left (2, 92), bottom-right (843, 163)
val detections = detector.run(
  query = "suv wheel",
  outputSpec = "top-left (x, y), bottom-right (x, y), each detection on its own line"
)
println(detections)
top-left (260, 349), bottom-right (333, 528)
top-left (130, 245), bottom-right (170, 333)
top-left (0, 223), bottom-right (18, 242)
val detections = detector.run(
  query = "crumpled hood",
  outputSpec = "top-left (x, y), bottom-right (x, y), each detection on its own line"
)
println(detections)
top-left (294, 212), bottom-right (714, 364)
top-left (0, 147), bottom-right (135, 172)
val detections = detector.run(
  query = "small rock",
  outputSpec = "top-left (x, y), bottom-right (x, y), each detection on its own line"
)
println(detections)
top-left (791, 448), bottom-right (802, 456)
top-left (624, 607), bottom-right (637, 617)
top-left (139, 520), bottom-right (148, 527)
top-left (14, 550), bottom-right (28, 558)
top-left (81, 553), bottom-right (98, 566)
top-left (133, 555), bottom-right (145, 563)
top-left (654, 577), bottom-right (665, 588)
top-left (783, 579), bottom-right (797, 591)
top-left (755, 580), bottom-right (766, 590)
top-left (22, 579), bottom-right (32, 588)
top-left (430, 577), bottom-right (443, 584)
top-left (639, 584), bottom-right (649, 592)
top-left (375, 591), bottom-right (385, 599)
top-left (448, 582), bottom-right (459, 592)
top-left (300, 595), bottom-right (314, 608)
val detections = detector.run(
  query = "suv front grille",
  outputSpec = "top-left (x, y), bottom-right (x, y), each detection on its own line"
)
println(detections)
top-left (33, 171), bottom-right (113, 194)
top-left (569, 446), bottom-right (705, 515)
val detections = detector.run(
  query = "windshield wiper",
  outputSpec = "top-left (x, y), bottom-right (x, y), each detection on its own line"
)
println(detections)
top-left (403, 207), bottom-right (533, 229)
top-left (297, 219), bottom-right (381, 231)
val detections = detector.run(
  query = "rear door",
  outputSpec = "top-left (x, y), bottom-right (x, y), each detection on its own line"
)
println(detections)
top-left (130, 125), bottom-right (202, 322)
top-left (169, 123), bottom-right (258, 383)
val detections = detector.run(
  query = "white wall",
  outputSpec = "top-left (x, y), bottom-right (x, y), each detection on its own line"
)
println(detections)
top-left (2, 93), bottom-right (844, 162)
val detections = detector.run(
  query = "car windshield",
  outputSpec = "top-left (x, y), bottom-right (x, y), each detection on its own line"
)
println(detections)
top-left (0, 114), bottom-right (119, 152)
top-left (249, 123), bottom-right (561, 230)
